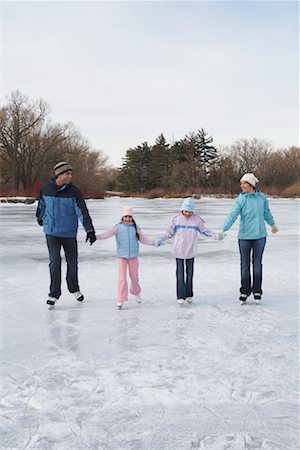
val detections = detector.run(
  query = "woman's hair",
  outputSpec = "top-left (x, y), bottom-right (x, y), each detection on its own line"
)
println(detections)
top-left (121, 216), bottom-right (140, 241)
top-left (244, 181), bottom-right (256, 191)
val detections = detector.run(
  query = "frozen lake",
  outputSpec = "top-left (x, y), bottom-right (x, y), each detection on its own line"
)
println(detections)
top-left (1, 196), bottom-right (299, 449)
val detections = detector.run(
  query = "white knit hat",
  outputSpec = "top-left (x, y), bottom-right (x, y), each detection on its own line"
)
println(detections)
top-left (121, 205), bottom-right (133, 217)
top-left (240, 173), bottom-right (259, 187)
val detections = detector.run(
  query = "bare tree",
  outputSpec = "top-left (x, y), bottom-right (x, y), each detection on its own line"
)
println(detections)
top-left (259, 146), bottom-right (300, 188)
top-left (229, 138), bottom-right (273, 174)
top-left (0, 91), bottom-right (111, 193)
top-left (0, 91), bottom-right (49, 191)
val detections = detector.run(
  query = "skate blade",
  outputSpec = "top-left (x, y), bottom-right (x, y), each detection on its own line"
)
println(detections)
top-left (240, 301), bottom-right (246, 305)
top-left (48, 304), bottom-right (55, 310)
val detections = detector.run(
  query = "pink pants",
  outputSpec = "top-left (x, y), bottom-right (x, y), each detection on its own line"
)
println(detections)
top-left (118, 257), bottom-right (141, 302)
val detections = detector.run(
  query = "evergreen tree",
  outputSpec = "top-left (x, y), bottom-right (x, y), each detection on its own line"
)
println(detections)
top-left (118, 142), bottom-right (152, 193)
top-left (169, 137), bottom-right (201, 190)
top-left (187, 128), bottom-right (219, 186)
top-left (149, 134), bottom-right (171, 189)
top-left (169, 128), bottom-right (218, 189)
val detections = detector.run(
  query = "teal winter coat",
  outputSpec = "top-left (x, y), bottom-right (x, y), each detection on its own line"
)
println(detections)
top-left (221, 190), bottom-right (275, 240)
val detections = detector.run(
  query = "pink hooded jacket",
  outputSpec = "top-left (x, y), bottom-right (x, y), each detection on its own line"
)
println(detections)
top-left (161, 213), bottom-right (217, 259)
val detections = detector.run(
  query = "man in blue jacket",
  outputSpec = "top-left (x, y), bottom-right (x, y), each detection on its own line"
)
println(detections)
top-left (36, 161), bottom-right (96, 308)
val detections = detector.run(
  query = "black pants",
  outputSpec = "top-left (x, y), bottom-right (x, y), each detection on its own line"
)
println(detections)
top-left (176, 258), bottom-right (194, 300)
top-left (238, 237), bottom-right (266, 295)
top-left (46, 235), bottom-right (79, 299)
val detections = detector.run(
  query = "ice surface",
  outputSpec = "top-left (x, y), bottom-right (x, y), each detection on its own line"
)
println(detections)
top-left (1, 197), bottom-right (299, 449)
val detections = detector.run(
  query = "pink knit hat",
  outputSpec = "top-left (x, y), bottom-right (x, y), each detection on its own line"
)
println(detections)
top-left (121, 205), bottom-right (133, 217)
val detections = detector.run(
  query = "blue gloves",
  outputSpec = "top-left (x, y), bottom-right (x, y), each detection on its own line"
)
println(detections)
top-left (154, 238), bottom-right (164, 247)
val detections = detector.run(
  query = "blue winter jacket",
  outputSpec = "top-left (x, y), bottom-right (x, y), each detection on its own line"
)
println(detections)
top-left (36, 178), bottom-right (95, 238)
top-left (116, 222), bottom-right (139, 258)
top-left (96, 222), bottom-right (154, 258)
top-left (221, 190), bottom-right (275, 240)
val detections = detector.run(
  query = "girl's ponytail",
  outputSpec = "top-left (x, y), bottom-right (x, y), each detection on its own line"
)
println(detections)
top-left (132, 218), bottom-right (140, 241)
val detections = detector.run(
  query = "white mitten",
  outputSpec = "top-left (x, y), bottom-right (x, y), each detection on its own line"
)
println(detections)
top-left (216, 229), bottom-right (225, 240)
top-left (271, 225), bottom-right (279, 234)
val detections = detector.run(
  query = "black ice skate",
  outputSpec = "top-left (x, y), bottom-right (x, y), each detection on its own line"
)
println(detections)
top-left (239, 294), bottom-right (248, 305)
top-left (46, 297), bottom-right (57, 309)
top-left (254, 293), bottom-right (262, 304)
top-left (73, 291), bottom-right (84, 302)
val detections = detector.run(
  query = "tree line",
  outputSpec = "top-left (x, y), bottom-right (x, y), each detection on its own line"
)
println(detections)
top-left (1, 91), bottom-right (299, 197)
top-left (0, 91), bottom-right (116, 197)
top-left (118, 134), bottom-right (299, 196)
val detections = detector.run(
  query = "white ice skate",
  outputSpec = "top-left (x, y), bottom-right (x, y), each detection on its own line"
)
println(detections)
top-left (135, 294), bottom-right (142, 303)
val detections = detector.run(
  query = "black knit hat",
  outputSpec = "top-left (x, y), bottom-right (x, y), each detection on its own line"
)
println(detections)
top-left (54, 161), bottom-right (73, 176)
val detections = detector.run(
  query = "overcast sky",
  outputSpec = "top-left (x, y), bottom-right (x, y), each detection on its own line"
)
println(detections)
top-left (1, 0), bottom-right (299, 167)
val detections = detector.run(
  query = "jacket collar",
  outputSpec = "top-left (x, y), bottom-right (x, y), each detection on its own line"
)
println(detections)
top-left (241, 188), bottom-right (261, 197)
top-left (50, 177), bottom-right (71, 192)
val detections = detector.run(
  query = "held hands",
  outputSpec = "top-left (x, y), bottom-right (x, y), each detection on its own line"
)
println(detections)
top-left (154, 238), bottom-right (164, 247)
top-left (271, 225), bottom-right (279, 234)
top-left (216, 229), bottom-right (225, 241)
top-left (37, 218), bottom-right (43, 226)
top-left (86, 231), bottom-right (96, 245)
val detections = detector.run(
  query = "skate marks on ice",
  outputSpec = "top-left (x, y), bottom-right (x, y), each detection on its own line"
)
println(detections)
top-left (1, 299), bottom-right (298, 450)
top-left (2, 359), bottom-right (297, 450)
top-left (1, 198), bottom-right (299, 449)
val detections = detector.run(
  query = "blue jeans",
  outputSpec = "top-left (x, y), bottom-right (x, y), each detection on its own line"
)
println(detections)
top-left (238, 238), bottom-right (266, 296)
top-left (46, 235), bottom-right (79, 299)
top-left (176, 258), bottom-right (194, 299)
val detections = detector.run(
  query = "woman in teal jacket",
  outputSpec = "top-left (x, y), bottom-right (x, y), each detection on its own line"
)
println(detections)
top-left (220, 173), bottom-right (279, 304)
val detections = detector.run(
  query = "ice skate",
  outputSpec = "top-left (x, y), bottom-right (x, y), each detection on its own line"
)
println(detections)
top-left (239, 294), bottom-right (247, 305)
top-left (186, 297), bottom-right (193, 303)
top-left (254, 293), bottom-right (262, 304)
top-left (73, 291), bottom-right (84, 302)
top-left (177, 298), bottom-right (185, 305)
top-left (117, 301), bottom-right (124, 309)
top-left (46, 297), bottom-right (57, 309)
top-left (134, 294), bottom-right (142, 303)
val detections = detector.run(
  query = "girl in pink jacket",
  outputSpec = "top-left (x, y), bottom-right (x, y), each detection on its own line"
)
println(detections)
top-left (158, 198), bottom-right (219, 305)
